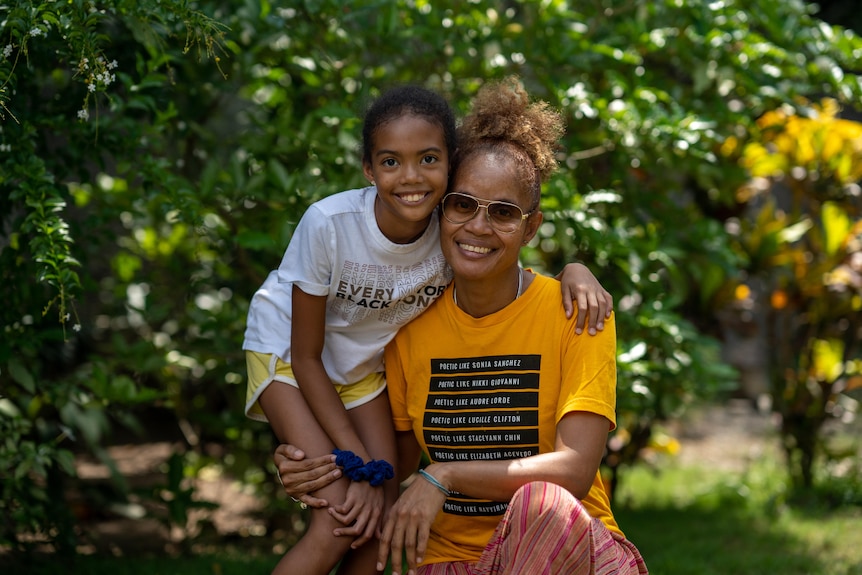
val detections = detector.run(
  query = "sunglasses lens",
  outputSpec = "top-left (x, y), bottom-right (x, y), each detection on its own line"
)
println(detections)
top-left (443, 194), bottom-right (479, 222)
top-left (487, 203), bottom-right (523, 231)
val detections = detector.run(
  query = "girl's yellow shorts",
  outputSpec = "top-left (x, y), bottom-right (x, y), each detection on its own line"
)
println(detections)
top-left (244, 351), bottom-right (386, 422)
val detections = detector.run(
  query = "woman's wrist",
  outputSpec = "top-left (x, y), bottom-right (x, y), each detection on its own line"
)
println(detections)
top-left (422, 463), bottom-right (452, 495)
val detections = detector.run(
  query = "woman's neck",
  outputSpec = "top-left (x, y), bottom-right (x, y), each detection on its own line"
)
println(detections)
top-left (453, 267), bottom-right (528, 318)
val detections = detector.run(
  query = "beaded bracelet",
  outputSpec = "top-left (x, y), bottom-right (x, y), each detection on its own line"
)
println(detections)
top-left (418, 468), bottom-right (450, 497)
top-left (332, 449), bottom-right (394, 487)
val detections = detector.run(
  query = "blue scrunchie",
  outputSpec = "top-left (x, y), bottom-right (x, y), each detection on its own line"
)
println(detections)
top-left (333, 449), bottom-right (394, 487)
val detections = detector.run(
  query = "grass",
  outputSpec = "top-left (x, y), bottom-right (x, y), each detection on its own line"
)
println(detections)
top-left (2, 554), bottom-right (277, 575)
top-left (4, 454), bottom-right (861, 574)
top-left (614, 458), bottom-right (862, 575)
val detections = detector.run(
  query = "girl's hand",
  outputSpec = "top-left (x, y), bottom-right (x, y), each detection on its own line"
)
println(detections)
top-left (558, 262), bottom-right (613, 335)
top-left (273, 444), bottom-right (340, 508)
top-left (330, 480), bottom-right (385, 549)
top-left (377, 470), bottom-right (447, 575)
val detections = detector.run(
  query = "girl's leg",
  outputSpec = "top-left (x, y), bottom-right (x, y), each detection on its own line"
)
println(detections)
top-left (336, 392), bottom-right (399, 575)
top-left (260, 381), bottom-right (355, 575)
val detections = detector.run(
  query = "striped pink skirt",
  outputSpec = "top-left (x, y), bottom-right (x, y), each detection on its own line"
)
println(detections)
top-left (418, 481), bottom-right (648, 575)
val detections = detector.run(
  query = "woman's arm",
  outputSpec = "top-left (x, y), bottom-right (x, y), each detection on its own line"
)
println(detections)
top-left (429, 411), bottom-right (609, 501)
top-left (273, 444), bottom-right (340, 508)
top-left (556, 262), bottom-right (613, 335)
top-left (377, 411), bottom-right (611, 574)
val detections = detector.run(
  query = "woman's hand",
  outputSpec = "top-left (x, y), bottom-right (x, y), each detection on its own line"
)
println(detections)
top-left (273, 444), bottom-right (340, 508)
top-left (330, 480), bottom-right (385, 549)
top-left (557, 262), bottom-right (613, 335)
top-left (377, 468), bottom-right (448, 575)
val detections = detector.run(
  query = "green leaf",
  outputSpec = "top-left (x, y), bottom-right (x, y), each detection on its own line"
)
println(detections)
top-left (112, 252), bottom-right (143, 282)
top-left (822, 201), bottom-right (851, 256)
top-left (54, 449), bottom-right (77, 476)
top-left (7, 359), bottom-right (35, 394)
top-left (267, 159), bottom-right (294, 192)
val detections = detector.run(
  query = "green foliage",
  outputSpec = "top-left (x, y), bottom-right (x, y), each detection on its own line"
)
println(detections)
top-left (0, 398), bottom-right (77, 552)
top-left (0, 0), bottom-right (229, 549)
top-left (2, 0), bottom-right (861, 549)
top-left (729, 101), bottom-right (862, 489)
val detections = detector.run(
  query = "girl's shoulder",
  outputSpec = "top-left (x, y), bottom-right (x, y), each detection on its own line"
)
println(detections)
top-left (310, 186), bottom-right (372, 216)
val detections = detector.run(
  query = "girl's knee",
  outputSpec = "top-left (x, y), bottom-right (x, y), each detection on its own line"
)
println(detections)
top-left (302, 512), bottom-right (354, 549)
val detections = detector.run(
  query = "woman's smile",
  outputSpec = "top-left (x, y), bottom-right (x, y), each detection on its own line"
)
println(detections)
top-left (457, 242), bottom-right (493, 255)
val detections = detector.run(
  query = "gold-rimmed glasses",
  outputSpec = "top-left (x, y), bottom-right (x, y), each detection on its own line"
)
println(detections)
top-left (441, 192), bottom-right (531, 234)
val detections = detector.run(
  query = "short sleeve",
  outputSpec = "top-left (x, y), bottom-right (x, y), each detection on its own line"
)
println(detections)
top-left (277, 205), bottom-right (333, 297)
top-left (384, 338), bottom-right (412, 432)
top-left (557, 315), bottom-right (617, 431)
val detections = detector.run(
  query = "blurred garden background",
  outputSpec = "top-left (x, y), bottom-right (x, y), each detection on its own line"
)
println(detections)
top-left (2, 1), bottom-right (861, 573)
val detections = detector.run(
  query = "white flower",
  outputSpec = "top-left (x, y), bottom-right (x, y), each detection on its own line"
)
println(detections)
top-left (2, 45), bottom-right (12, 59)
top-left (64, 313), bottom-right (70, 320)
top-left (82, 57), bottom-right (89, 69)
top-left (108, 59), bottom-right (118, 70)
top-left (77, 109), bottom-right (89, 121)
top-left (30, 28), bottom-right (41, 37)
top-left (0, 144), bottom-right (11, 152)
top-left (88, 82), bottom-right (96, 92)
top-left (73, 324), bottom-right (82, 332)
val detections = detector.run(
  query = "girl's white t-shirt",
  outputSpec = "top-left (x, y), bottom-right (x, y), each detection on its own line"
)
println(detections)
top-left (243, 186), bottom-right (452, 385)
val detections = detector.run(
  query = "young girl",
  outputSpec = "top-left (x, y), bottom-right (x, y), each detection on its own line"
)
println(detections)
top-left (243, 85), bottom-right (612, 575)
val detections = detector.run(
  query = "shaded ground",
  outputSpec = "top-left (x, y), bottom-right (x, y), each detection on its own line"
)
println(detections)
top-left (70, 441), bottom-right (276, 557)
top-left (671, 398), bottom-right (780, 472)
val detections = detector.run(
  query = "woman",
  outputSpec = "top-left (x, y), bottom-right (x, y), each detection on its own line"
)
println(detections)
top-left (277, 77), bottom-right (647, 575)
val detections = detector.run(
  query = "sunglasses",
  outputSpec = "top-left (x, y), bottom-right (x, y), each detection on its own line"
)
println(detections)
top-left (441, 192), bottom-right (532, 234)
